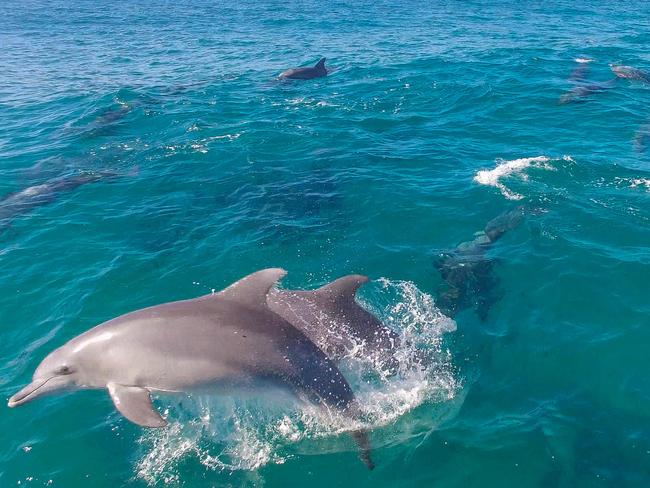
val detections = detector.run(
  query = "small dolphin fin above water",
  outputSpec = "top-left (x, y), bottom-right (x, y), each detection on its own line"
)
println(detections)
top-left (279, 57), bottom-right (328, 80)
top-left (315, 274), bottom-right (368, 305)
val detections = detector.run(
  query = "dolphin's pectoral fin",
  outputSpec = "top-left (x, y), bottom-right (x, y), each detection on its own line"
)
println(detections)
top-left (107, 383), bottom-right (167, 428)
top-left (220, 268), bottom-right (287, 307)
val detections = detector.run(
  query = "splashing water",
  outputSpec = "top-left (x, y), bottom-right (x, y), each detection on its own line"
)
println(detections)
top-left (135, 279), bottom-right (460, 484)
top-left (473, 155), bottom-right (571, 200)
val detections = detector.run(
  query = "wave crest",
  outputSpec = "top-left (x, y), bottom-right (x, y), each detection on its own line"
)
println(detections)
top-left (473, 155), bottom-right (571, 200)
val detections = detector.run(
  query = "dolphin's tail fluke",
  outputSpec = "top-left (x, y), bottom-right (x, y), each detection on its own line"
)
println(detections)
top-left (484, 205), bottom-right (527, 242)
top-left (340, 400), bottom-right (374, 469)
top-left (351, 429), bottom-right (375, 470)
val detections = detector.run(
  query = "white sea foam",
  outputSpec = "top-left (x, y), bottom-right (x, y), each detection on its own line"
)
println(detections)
top-left (629, 178), bottom-right (650, 190)
top-left (206, 133), bottom-right (241, 142)
top-left (575, 57), bottom-right (593, 64)
top-left (614, 177), bottom-right (650, 191)
top-left (473, 155), bottom-right (567, 200)
top-left (135, 280), bottom-right (459, 484)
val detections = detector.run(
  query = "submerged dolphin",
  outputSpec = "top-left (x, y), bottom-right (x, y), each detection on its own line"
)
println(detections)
top-left (634, 122), bottom-right (650, 152)
top-left (267, 275), bottom-right (400, 372)
top-left (610, 65), bottom-right (650, 83)
top-left (559, 82), bottom-right (615, 104)
top-left (559, 59), bottom-right (616, 104)
top-left (0, 171), bottom-right (121, 229)
top-left (279, 58), bottom-right (328, 80)
top-left (434, 206), bottom-right (527, 320)
top-left (7, 269), bottom-right (374, 468)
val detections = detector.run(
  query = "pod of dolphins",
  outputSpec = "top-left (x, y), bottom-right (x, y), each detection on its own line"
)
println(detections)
top-left (3, 55), bottom-right (648, 469)
top-left (559, 59), bottom-right (650, 148)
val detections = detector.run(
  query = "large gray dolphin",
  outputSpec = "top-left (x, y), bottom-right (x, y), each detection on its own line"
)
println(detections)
top-left (0, 171), bottom-right (125, 230)
top-left (267, 275), bottom-right (400, 372)
top-left (434, 206), bottom-right (528, 320)
top-left (279, 58), bottom-right (328, 80)
top-left (7, 269), bottom-right (374, 469)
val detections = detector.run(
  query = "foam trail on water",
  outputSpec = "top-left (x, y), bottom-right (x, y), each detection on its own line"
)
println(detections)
top-left (629, 178), bottom-right (650, 190)
top-left (134, 279), bottom-right (459, 484)
top-left (473, 155), bottom-right (568, 200)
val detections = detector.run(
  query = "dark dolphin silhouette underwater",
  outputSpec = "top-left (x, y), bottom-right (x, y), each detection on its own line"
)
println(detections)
top-left (559, 59), bottom-right (616, 104)
top-left (559, 60), bottom-right (650, 104)
top-left (433, 206), bottom-right (529, 320)
top-left (0, 170), bottom-right (131, 231)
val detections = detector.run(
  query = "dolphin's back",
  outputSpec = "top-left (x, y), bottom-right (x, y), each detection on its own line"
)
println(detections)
top-left (279, 58), bottom-right (327, 80)
top-left (267, 275), bottom-right (399, 368)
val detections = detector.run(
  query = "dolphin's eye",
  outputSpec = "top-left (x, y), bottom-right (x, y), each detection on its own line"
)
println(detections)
top-left (56, 365), bottom-right (72, 375)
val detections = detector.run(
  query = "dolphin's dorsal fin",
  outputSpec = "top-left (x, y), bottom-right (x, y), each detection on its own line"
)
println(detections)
top-left (107, 383), bottom-right (167, 428)
top-left (220, 268), bottom-right (287, 307)
top-left (315, 58), bottom-right (326, 70)
top-left (315, 274), bottom-right (368, 304)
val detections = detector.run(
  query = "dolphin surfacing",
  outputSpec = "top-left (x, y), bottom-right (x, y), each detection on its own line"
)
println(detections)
top-left (279, 58), bottom-right (328, 80)
top-left (8, 269), bottom-right (374, 468)
top-left (267, 275), bottom-right (400, 372)
top-left (610, 64), bottom-right (650, 83)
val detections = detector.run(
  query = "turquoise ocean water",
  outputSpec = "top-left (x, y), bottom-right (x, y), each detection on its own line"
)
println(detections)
top-left (1, 1), bottom-right (650, 486)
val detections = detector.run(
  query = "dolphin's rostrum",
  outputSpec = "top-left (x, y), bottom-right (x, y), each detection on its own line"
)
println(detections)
top-left (8, 269), bottom-right (374, 469)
